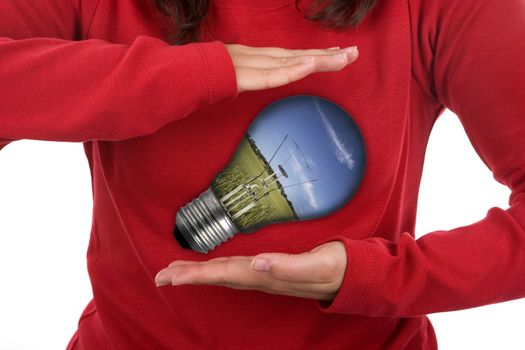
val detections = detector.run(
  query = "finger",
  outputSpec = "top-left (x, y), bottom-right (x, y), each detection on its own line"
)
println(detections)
top-left (237, 55), bottom-right (349, 92)
top-left (230, 43), bottom-right (353, 58)
top-left (250, 251), bottom-right (341, 284)
top-left (232, 50), bottom-right (357, 70)
top-left (232, 53), bottom-right (321, 69)
top-left (159, 258), bottom-right (324, 290)
top-left (205, 280), bottom-right (336, 301)
top-left (157, 259), bottom-right (260, 287)
top-left (157, 258), bottom-right (342, 297)
top-left (162, 260), bottom-right (338, 292)
top-left (236, 60), bottom-right (312, 92)
top-left (167, 256), bottom-right (253, 268)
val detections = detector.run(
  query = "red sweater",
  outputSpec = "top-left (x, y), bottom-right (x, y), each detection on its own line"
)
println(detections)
top-left (1, 0), bottom-right (524, 349)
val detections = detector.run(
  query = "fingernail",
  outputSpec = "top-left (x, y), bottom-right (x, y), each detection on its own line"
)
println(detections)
top-left (342, 46), bottom-right (358, 57)
top-left (251, 258), bottom-right (270, 272)
top-left (332, 53), bottom-right (348, 60)
top-left (155, 270), bottom-right (172, 286)
top-left (156, 279), bottom-right (168, 287)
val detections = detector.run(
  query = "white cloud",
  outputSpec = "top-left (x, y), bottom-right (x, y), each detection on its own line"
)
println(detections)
top-left (313, 98), bottom-right (356, 170)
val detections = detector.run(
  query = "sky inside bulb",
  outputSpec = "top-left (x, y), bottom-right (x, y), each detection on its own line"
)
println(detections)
top-left (211, 95), bottom-right (366, 232)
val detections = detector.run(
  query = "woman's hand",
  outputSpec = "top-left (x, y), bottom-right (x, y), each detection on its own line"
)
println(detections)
top-left (225, 44), bottom-right (359, 93)
top-left (155, 240), bottom-right (347, 301)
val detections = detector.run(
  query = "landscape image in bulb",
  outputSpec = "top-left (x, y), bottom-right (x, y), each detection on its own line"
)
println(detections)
top-left (211, 95), bottom-right (366, 233)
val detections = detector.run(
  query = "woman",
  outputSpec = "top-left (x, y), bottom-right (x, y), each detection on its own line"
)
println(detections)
top-left (0, 0), bottom-right (523, 349)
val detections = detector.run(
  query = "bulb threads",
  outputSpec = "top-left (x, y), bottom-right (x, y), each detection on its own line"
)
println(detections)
top-left (175, 187), bottom-right (238, 253)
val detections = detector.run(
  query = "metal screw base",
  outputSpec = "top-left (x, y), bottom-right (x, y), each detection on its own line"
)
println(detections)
top-left (175, 188), bottom-right (238, 253)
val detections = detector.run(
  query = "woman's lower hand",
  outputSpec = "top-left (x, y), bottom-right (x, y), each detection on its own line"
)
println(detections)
top-left (225, 44), bottom-right (359, 93)
top-left (155, 240), bottom-right (347, 301)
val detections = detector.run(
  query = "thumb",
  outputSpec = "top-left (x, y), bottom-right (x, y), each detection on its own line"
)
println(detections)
top-left (250, 251), bottom-right (323, 283)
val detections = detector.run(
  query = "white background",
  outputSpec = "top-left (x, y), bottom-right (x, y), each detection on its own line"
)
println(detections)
top-left (0, 109), bottom-right (524, 349)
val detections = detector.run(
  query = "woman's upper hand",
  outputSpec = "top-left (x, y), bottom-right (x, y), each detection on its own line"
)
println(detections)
top-left (155, 240), bottom-right (347, 301)
top-left (225, 44), bottom-right (359, 93)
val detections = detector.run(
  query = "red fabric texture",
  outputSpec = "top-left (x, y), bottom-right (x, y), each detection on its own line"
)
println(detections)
top-left (1, 0), bottom-right (524, 349)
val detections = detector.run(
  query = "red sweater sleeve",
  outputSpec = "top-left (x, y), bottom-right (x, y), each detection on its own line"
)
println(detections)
top-left (315, 0), bottom-right (525, 317)
top-left (0, 1), bottom-right (238, 150)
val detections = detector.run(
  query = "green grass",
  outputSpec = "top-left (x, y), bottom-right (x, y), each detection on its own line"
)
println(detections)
top-left (211, 135), bottom-right (298, 232)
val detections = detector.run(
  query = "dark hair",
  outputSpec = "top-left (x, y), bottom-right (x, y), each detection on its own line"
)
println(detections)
top-left (155, 0), bottom-right (378, 45)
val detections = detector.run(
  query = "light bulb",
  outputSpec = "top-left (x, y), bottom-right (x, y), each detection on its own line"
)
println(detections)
top-left (174, 95), bottom-right (366, 253)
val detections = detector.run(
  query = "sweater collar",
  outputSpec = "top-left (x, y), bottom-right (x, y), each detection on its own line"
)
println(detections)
top-left (211, 0), bottom-right (298, 11)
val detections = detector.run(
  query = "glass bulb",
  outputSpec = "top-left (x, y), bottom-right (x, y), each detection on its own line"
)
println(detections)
top-left (174, 95), bottom-right (366, 253)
